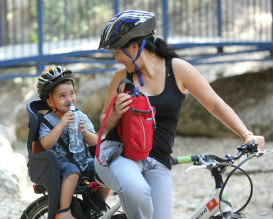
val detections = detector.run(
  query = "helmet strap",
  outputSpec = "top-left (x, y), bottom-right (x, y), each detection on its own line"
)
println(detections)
top-left (48, 92), bottom-right (63, 118)
top-left (121, 38), bottom-right (146, 86)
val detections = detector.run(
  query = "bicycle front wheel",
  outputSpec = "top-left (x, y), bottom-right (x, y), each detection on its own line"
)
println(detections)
top-left (20, 195), bottom-right (49, 219)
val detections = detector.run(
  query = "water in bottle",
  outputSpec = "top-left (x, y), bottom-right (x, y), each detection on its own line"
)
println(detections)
top-left (68, 103), bottom-right (85, 156)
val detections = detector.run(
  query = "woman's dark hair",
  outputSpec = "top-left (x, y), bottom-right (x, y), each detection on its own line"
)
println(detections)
top-left (123, 36), bottom-right (180, 59)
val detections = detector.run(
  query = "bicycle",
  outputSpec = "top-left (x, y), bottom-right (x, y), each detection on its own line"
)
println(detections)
top-left (20, 142), bottom-right (272, 219)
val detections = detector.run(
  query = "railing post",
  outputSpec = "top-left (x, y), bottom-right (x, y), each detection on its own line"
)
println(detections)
top-left (217, 0), bottom-right (222, 38)
top-left (0, 1), bottom-right (2, 46)
top-left (271, 0), bottom-right (273, 57)
top-left (37, 0), bottom-right (44, 73)
top-left (114, 0), bottom-right (119, 14)
top-left (162, 0), bottom-right (168, 40)
top-left (217, 0), bottom-right (223, 53)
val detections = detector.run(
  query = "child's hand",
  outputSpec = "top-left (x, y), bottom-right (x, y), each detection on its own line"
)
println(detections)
top-left (79, 119), bottom-right (98, 145)
top-left (59, 111), bottom-right (75, 129)
top-left (79, 119), bottom-right (88, 138)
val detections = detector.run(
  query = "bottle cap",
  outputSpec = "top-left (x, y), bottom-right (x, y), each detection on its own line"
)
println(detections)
top-left (69, 102), bottom-right (76, 112)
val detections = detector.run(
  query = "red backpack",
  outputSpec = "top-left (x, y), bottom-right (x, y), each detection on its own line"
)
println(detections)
top-left (96, 79), bottom-right (156, 164)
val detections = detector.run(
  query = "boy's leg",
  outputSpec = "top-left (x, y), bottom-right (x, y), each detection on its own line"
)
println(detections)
top-left (95, 156), bottom-right (154, 219)
top-left (59, 172), bottom-right (80, 209)
top-left (58, 162), bottom-right (80, 219)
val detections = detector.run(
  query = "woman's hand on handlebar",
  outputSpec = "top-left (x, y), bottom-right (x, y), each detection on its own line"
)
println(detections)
top-left (243, 135), bottom-right (265, 149)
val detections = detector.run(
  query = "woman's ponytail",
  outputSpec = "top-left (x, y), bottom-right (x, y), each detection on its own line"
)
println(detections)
top-left (123, 36), bottom-right (180, 59)
top-left (153, 37), bottom-right (179, 59)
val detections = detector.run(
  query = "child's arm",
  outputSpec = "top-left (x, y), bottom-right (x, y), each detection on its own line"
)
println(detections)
top-left (40, 111), bottom-right (75, 150)
top-left (80, 119), bottom-right (98, 146)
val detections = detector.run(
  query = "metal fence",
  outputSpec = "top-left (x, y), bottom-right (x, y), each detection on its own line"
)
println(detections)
top-left (0, 0), bottom-right (272, 79)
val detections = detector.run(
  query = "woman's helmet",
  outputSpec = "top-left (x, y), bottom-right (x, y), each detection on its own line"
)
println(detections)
top-left (98, 10), bottom-right (156, 50)
top-left (37, 66), bottom-right (74, 100)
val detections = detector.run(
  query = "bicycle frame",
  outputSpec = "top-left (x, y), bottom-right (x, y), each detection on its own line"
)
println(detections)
top-left (189, 166), bottom-right (232, 219)
top-left (98, 201), bottom-right (122, 219)
top-left (190, 189), bottom-right (230, 219)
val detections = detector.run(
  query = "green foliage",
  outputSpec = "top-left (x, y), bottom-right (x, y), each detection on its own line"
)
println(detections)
top-left (1, 0), bottom-right (113, 44)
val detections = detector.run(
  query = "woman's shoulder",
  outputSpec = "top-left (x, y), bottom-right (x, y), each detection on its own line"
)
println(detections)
top-left (171, 57), bottom-right (190, 67)
top-left (171, 57), bottom-right (198, 75)
top-left (110, 68), bottom-right (127, 87)
top-left (113, 68), bottom-right (127, 78)
top-left (170, 57), bottom-right (201, 93)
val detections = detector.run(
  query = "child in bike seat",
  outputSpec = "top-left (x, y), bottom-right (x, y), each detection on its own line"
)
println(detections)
top-left (36, 66), bottom-right (110, 219)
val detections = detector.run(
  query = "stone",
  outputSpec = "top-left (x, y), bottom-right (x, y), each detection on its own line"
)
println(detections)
top-left (177, 69), bottom-right (273, 140)
top-left (0, 133), bottom-right (28, 197)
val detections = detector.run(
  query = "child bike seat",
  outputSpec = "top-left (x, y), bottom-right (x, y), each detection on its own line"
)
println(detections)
top-left (26, 99), bottom-right (61, 219)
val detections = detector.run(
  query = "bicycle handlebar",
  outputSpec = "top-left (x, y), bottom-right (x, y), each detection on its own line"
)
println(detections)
top-left (171, 143), bottom-right (273, 173)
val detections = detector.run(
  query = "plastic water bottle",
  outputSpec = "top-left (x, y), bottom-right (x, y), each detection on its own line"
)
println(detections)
top-left (68, 103), bottom-right (85, 154)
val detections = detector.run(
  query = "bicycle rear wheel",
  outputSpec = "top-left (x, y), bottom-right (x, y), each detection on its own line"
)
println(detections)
top-left (20, 195), bottom-right (49, 219)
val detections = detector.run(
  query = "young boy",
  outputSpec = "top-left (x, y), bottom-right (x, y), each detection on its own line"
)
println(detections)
top-left (37, 66), bottom-right (110, 219)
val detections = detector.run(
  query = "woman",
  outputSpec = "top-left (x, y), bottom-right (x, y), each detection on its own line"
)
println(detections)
top-left (95, 10), bottom-right (265, 219)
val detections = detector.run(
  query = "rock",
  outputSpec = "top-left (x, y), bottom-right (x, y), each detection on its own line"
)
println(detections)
top-left (177, 69), bottom-right (273, 140)
top-left (0, 133), bottom-right (28, 198)
top-left (0, 77), bottom-right (36, 142)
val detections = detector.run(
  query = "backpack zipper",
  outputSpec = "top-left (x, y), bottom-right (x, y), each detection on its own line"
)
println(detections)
top-left (131, 107), bottom-right (153, 114)
top-left (139, 112), bottom-right (146, 149)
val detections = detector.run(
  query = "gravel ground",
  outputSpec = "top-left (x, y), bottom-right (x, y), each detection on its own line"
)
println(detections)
top-left (1, 136), bottom-right (272, 219)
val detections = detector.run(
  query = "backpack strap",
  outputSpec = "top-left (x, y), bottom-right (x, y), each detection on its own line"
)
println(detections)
top-left (96, 95), bottom-right (117, 164)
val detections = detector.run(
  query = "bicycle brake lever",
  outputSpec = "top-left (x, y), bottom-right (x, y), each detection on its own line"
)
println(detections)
top-left (255, 148), bottom-right (273, 157)
top-left (185, 163), bottom-right (215, 174)
top-left (185, 164), bottom-right (206, 174)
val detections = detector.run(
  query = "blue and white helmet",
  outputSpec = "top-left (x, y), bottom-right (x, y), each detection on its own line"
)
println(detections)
top-left (98, 10), bottom-right (156, 50)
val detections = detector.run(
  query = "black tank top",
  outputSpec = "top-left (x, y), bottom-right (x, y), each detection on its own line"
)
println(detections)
top-left (105, 57), bottom-right (185, 169)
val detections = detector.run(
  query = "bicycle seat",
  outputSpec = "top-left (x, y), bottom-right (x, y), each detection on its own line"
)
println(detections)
top-left (26, 99), bottom-right (60, 219)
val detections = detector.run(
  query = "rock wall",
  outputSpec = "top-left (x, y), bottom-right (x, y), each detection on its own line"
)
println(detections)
top-left (177, 69), bottom-right (273, 140)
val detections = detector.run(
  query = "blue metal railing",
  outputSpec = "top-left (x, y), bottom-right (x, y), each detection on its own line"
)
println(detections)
top-left (0, 0), bottom-right (272, 79)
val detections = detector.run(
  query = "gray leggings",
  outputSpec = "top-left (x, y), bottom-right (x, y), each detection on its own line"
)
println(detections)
top-left (95, 141), bottom-right (172, 219)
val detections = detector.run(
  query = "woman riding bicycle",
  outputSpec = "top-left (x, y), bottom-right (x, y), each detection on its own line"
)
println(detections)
top-left (95, 10), bottom-right (265, 219)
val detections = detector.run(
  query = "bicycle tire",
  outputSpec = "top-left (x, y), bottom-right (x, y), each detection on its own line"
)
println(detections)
top-left (20, 195), bottom-right (49, 219)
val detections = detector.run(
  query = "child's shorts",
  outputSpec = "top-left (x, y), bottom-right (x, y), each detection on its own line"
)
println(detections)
top-left (58, 160), bottom-right (95, 183)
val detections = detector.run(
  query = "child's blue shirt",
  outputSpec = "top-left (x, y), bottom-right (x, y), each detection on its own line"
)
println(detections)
top-left (39, 109), bottom-right (95, 171)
